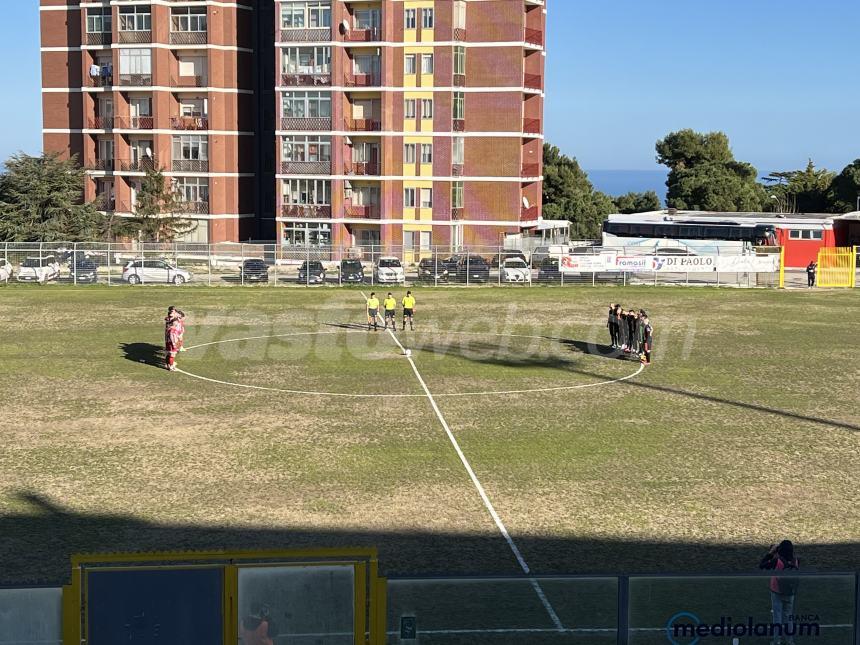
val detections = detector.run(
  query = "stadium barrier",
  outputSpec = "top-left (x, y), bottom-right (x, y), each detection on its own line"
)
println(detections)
top-left (817, 247), bottom-right (858, 288)
top-left (2, 557), bottom-right (858, 644)
top-left (0, 241), bottom-right (848, 289)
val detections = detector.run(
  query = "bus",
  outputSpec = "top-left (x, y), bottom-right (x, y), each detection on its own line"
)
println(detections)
top-left (602, 216), bottom-right (777, 254)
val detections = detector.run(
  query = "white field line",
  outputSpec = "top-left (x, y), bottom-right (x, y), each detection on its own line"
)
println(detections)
top-left (360, 292), bottom-right (564, 631)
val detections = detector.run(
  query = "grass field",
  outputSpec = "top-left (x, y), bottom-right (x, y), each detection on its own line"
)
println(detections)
top-left (0, 284), bottom-right (858, 590)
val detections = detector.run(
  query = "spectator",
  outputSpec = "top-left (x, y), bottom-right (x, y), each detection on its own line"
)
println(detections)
top-left (759, 540), bottom-right (800, 644)
top-left (806, 261), bottom-right (817, 288)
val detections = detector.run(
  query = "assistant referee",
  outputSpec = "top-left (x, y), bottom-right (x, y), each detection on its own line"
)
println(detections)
top-left (401, 290), bottom-right (416, 331)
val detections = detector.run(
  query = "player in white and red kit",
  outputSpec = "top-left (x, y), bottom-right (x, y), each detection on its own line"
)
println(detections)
top-left (164, 306), bottom-right (185, 371)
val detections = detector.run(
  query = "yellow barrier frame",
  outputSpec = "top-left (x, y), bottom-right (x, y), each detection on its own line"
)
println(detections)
top-left (817, 246), bottom-right (856, 288)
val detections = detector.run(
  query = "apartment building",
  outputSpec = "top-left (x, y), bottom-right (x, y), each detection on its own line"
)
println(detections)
top-left (41, 0), bottom-right (546, 247)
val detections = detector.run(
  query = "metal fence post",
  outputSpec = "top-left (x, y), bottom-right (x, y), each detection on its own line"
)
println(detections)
top-left (617, 575), bottom-right (629, 645)
top-left (107, 242), bottom-right (112, 286)
top-left (73, 242), bottom-right (78, 285)
top-left (306, 244), bottom-right (310, 287)
top-left (498, 247), bottom-right (502, 287)
top-left (241, 244), bottom-right (245, 286)
top-left (207, 243), bottom-right (212, 287)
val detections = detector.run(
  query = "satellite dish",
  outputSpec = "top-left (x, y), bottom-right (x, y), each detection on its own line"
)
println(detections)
top-left (145, 147), bottom-right (153, 159)
top-left (522, 196), bottom-right (530, 209)
top-left (345, 136), bottom-right (353, 145)
top-left (341, 19), bottom-right (350, 32)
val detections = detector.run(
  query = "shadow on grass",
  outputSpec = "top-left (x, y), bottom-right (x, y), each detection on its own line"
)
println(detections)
top-left (118, 342), bottom-right (163, 368)
top-left (2, 491), bottom-right (857, 586)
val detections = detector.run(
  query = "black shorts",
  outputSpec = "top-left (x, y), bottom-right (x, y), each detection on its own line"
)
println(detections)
top-left (385, 309), bottom-right (396, 318)
top-left (368, 308), bottom-right (378, 318)
top-left (403, 308), bottom-right (414, 317)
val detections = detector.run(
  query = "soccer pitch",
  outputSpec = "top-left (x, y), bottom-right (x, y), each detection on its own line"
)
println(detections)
top-left (0, 285), bottom-right (858, 586)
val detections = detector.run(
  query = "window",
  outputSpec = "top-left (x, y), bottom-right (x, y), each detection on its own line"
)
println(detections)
top-left (404, 144), bottom-right (417, 164)
top-left (281, 2), bottom-right (331, 29)
top-left (97, 138), bottom-right (114, 161)
top-left (789, 230), bottom-right (801, 240)
top-left (421, 54), bottom-right (434, 74)
top-left (283, 179), bottom-right (330, 205)
top-left (452, 137), bottom-right (465, 164)
top-left (422, 8), bottom-right (434, 29)
top-left (129, 97), bottom-right (150, 117)
top-left (420, 144), bottom-right (433, 164)
top-left (86, 8), bottom-right (111, 34)
top-left (811, 230), bottom-right (823, 240)
top-left (171, 7), bottom-right (207, 32)
top-left (404, 188), bottom-right (416, 208)
top-left (452, 181), bottom-right (464, 208)
top-left (172, 135), bottom-right (208, 161)
top-left (281, 135), bottom-right (331, 162)
top-left (453, 91), bottom-right (465, 119)
top-left (421, 99), bottom-right (433, 119)
top-left (281, 221), bottom-right (331, 246)
top-left (174, 178), bottom-right (209, 204)
top-left (454, 46), bottom-right (466, 75)
top-left (354, 9), bottom-right (379, 30)
top-left (420, 188), bottom-right (433, 208)
top-left (179, 98), bottom-right (205, 117)
top-left (404, 54), bottom-right (417, 75)
top-left (791, 229), bottom-right (823, 240)
top-left (119, 49), bottom-right (152, 75)
top-left (282, 91), bottom-right (331, 118)
top-left (118, 6), bottom-right (151, 31)
top-left (453, 1), bottom-right (467, 30)
top-left (404, 99), bottom-right (417, 119)
top-left (282, 47), bottom-right (331, 74)
top-left (404, 8), bottom-right (417, 29)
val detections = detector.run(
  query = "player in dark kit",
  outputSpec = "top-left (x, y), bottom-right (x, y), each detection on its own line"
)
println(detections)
top-left (640, 315), bottom-right (653, 365)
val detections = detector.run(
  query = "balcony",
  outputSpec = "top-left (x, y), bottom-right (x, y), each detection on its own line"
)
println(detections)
top-left (346, 118), bottom-right (381, 131)
top-left (118, 30), bottom-right (151, 44)
top-left (88, 116), bottom-right (114, 130)
top-left (116, 116), bottom-right (155, 130)
top-left (86, 159), bottom-right (115, 172)
top-left (280, 204), bottom-right (332, 218)
top-left (280, 117), bottom-right (332, 131)
top-left (344, 28), bottom-right (379, 42)
top-left (280, 72), bottom-right (331, 86)
top-left (524, 73), bottom-right (542, 90)
top-left (94, 196), bottom-right (116, 211)
top-left (174, 201), bottom-right (209, 215)
top-left (171, 116), bottom-right (210, 130)
top-left (88, 75), bottom-right (113, 88)
top-left (170, 31), bottom-right (208, 45)
top-left (521, 163), bottom-right (540, 177)
top-left (524, 28), bottom-right (543, 46)
top-left (86, 32), bottom-right (111, 46)
top-left (453, 119), bottom-right (465, 133)
top-left (119, 157), bottom-right (158, 172)
top-left (452, 163), bottom-right (464, 177)
top-left (521, 205), bottom-right (539, 220)
top-left (344, 72), bottom-right (379, 87)
top-left (343, 204), bottom-right (379, 219)
top-left (523, 118), bottom-right (541, 135)
top-left (451, 207), bottom-right (464, 221)
top-left (279, 160), bottom-right (332, 175)
top-left (280, 28), bottom-right (332, 42)
top-left (172, 159), bottom-right (209, 172)
top-left (453, 73), bottom-right (466, 88)
top-left (453, 27), bottom-right (466, 41)
top-left (172, 76), bottom-right (206, 88)
top-left (119, 74), bottom-right (152, 87)
top-left (345, 161), bottom-right (379, 176)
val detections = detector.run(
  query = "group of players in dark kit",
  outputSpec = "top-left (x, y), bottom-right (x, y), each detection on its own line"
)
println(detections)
top-left (607, 305), bottom-right (653, 365)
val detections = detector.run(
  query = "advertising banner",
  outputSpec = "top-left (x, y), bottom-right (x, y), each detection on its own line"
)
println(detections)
top-left (561, 254), bottom-right (780, 274)
top-left (559, 254), bottom-right (615, 273)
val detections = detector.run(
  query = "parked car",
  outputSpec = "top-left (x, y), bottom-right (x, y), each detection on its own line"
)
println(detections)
top-left (417, 256), bottom-right (449, 282)
top-left (17, 256), bottom-right (60, 283)
top-left (537, 257), bottom-right (562, 282)
top-left (501, 257), bottom-right (532, 283)
top-left (68, 257), bottom-right (99, 283)
top-left (453, 254), bottom-right (490, 283)
top-left (376, 257), bottom-right (405, 284)
top-left (122, 259), bottom-right (192, 285)
top-left (239, 258), bottom-right (269, 283)
top-left (491, 251), bottom-right (528, 268)
top-left (339, 259), bottom-right (365, 284)
top-left (297, 260), bottom-right (326, 284)
top-left (0, 259), bottom-right (13, 281)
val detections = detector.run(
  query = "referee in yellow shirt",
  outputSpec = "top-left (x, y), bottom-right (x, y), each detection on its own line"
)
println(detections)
top-left (401, 290), bottom-right (416, 331)
top-left (382, 292), bottom-right (397, 330)
top-left (366, 292), bottom-right (380, 331)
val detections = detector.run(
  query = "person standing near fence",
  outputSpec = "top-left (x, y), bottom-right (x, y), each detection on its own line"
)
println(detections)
top-left (759, 540), bottom-right (800, 644)
top-left (607, 304), bottom-right (618, 348)
top-left (626, 309), bottom-right (638, 354)
top-left (616, 305), bottom-right (628, 350)
top-left (806, 260), bottom-right (817, 288)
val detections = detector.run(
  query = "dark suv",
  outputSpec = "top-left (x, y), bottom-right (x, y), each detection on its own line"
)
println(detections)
top-left (537, 257), bottom-right (562, 283)
top-left (339, 259), bottom-right (365, 284)
top-left (69, 257), bottom-right (99, 283)
top-left (453, 254), bottom-right (490, 283)
top-left (418, 256), bottom-right (449, 282)
top-left (297, 260), bottom-right (326, 284)
top-left (239, 259), bottom-right (269, 283)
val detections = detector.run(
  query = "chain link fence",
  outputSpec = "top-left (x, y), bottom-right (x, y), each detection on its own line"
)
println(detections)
top-left (0, 241), bottom-right (834, 289)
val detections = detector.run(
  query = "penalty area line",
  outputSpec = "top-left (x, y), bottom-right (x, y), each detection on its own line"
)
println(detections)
top-left (359, 292), bottom-right (565, 632)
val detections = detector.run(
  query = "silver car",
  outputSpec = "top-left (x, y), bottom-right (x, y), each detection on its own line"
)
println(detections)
top-left (122, 259), bottom-right (193, 285)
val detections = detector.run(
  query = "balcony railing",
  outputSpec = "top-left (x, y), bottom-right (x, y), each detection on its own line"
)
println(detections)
top-left (452, 163), bottom-right (464, 177)
top-left (521, 205), bottom-right (539, 220)
top-left (521, 163), bottom-right (540, 177)
top-left (88, 116), bottom-right (114, 130)
top-left (346, 118), bottom-right (381, 131)
top-left (116, 116), bottom-right (155, 130)
top-left (174, 201), bottom-right (209, 215)
top-left (453, 119), bottom-right (465, 133)
top-left (280, 28), bottom-right (332, 42)
top-left (451, 207), bottom-right (464, 221)
top-left (524, 73), bottom-right (542, 90)
top-left (171, 75), bottom-right (206, 88)
top-left (86, 32), bottom-right (111, 46)
top-left (87, 159), bottom-right (115, 172)
top-left (170, 31), bottom-right (208, 45)
top-left (280, 204), bottom-right (332, 218)
top-left (117, 202), bottom-right (136, 214)
top-left (453, 27), bottom-right (466, 41)
top-left (279, 160), bottom-right (332, 175)
top-left (119, 157), bottom-right (158, 172)
top-left (94, 196), bottom-right (116, 211)
top-left (172, 159), bottom-right (209, 172)
top-left (523, 118), bottom-right (541, 134)
top-left (524, 28), bottom-right (544, 46)
top-left (345, 161), bottom-right (379, 176)
top-left (280, 117), bottom-right (332, 131)
top-left (343, 204), bottom-right (380, 219)
top-left (118, 30), bottom-right (151, 44)
top-left (344, 72), bottom-right (379, 87)
top-left (171, 116), bottom-right (209, 130)
top-left (453, 73), bottom-right (466, 88)
top-left (280, 72), bottom-right (331, 86)
top-left (119, 74), bottom-right (152, 87)
top-left (88, 75), bottom-right (113, 88)
top-left (344, 28), bottom-right (379, 42)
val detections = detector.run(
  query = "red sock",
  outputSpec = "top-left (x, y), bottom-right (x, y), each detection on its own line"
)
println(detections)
top-left (167, 354), bottom-right (175, 367)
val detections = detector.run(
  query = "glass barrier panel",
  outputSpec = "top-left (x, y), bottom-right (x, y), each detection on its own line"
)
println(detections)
top-left (0, 587), bottom-right (62, 645)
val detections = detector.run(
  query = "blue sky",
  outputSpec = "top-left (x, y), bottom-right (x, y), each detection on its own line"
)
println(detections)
top-left (2, 1), bottom-right (858, 175)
